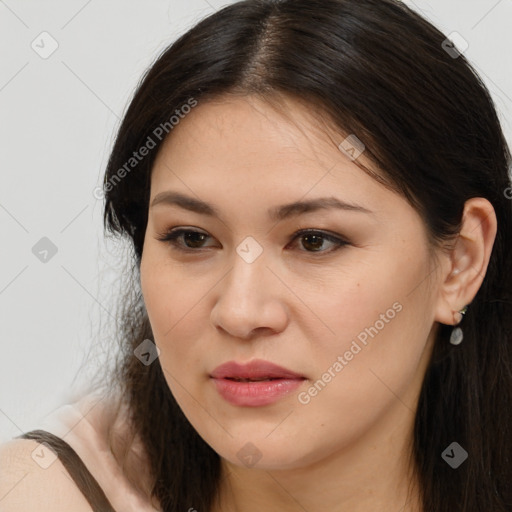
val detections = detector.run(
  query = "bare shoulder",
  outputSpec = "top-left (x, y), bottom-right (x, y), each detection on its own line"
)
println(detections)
top-left (0, 438), bottom-right (93, 512)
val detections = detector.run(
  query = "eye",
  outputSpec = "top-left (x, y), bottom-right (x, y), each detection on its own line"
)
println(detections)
top-left (288, 229), bottom-right (349, 253)
top-left (156, 228), bottom-right (215, 250)
top-left (156, 227), bottom-right (349, 254)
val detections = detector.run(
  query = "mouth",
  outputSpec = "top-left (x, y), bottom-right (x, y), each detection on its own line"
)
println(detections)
top-left (210, 359), bottom-right (305, 381)
top-left (210, 359), bottom-right (306, 407)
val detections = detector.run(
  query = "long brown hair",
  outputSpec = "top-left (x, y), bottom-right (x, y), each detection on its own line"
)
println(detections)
top-left (96, 0), bottom-right (512, 510)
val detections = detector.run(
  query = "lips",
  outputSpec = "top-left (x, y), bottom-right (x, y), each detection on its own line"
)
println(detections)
top-left (210, 359), bottom-right (305, 381)
top-left (210, 359), bottom-right (306, 407)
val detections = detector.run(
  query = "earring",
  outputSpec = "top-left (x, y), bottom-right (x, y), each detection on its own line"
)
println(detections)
top-left (449, 305), bottom-right (468, 345)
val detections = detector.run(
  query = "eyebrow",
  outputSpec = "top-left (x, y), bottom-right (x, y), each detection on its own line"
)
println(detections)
top-left (150, 191), bottom-right (373, 221)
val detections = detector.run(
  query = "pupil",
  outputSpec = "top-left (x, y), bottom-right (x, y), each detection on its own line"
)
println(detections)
top-left (303, 234), bottom-right (323, 251)
top-left (185, 232), bottom-right (206, 248)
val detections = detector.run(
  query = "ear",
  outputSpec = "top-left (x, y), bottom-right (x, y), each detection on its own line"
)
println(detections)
top-left (434, 197), bottom-right (497, 326)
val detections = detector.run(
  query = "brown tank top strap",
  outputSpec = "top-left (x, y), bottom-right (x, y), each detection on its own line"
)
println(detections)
top-left (16, 430), bottom-right (116, 512)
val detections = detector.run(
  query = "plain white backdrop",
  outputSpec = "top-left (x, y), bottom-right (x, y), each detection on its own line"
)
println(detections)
top-left (1, 0), bottom-right (511, 443)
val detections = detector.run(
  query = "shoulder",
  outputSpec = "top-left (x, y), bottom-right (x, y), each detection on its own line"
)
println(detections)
top-left (0, 437), bottom-right (93, 511)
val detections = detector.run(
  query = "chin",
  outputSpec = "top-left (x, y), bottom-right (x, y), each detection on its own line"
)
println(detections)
top-left (211, 436), bottom-right (326, 472)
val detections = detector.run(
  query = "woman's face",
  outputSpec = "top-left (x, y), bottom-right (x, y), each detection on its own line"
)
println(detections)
top-left (140, 94), bottom-right (440, 470)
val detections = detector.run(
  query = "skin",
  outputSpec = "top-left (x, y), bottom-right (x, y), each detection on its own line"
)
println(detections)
top-left (139, 94), bottom-right (497, 512)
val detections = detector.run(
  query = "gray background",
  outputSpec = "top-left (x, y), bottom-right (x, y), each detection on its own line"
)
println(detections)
top-left (1, 0), bottom-right (511, 443)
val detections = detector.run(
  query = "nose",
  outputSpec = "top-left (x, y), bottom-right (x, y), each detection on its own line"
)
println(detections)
top-left (210, 249), bottom-right (289, 340)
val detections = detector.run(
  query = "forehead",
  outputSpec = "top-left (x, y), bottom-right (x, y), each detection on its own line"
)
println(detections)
top-left (151, 95), bottom-right (377, 189)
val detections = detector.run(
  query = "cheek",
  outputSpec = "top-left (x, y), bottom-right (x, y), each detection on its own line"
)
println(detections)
top-left (141, 245), bottom-right (193, 332)
top-left (310, 244), bottom-right (434, 384)
top-left (140, 260), bottom-right (204, 414)
top-left (289, 261), bottom-right (434, 459)
top-left (139, 250), bottom-right (211, 376)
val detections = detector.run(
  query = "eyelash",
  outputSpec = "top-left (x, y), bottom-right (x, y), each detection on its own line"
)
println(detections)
top-left (155, 227), bottom-right (349, 255)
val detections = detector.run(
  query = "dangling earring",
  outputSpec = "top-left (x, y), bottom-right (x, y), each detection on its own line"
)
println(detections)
top-left (449, 305), bottom-right (468, 345)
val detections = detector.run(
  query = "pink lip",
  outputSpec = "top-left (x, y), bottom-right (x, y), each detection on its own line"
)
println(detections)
top-left (210, 359), bottom-right (306, 407)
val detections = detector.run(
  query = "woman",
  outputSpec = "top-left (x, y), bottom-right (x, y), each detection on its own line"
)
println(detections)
top-left (1, 0), bottom-right (511, 510)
